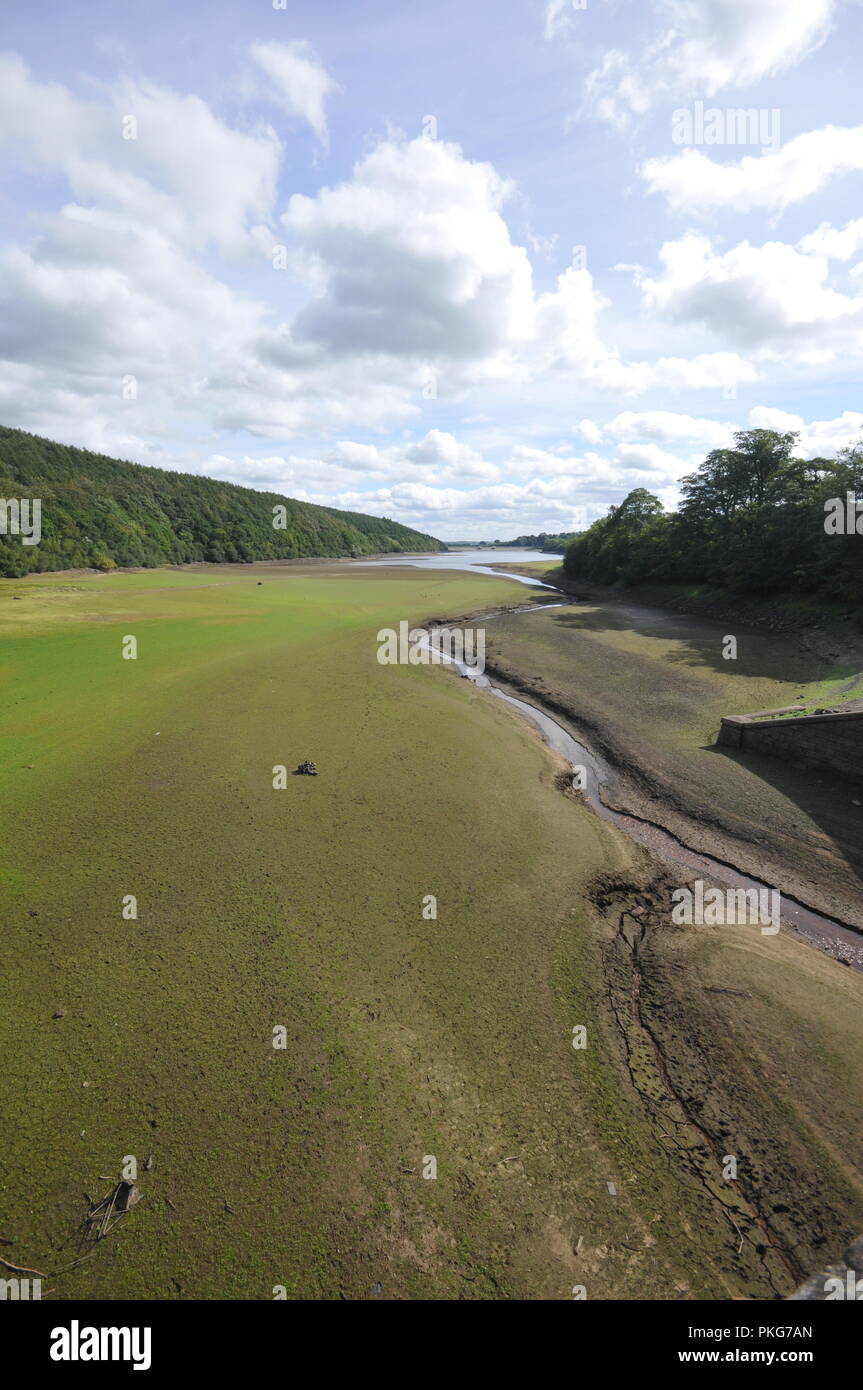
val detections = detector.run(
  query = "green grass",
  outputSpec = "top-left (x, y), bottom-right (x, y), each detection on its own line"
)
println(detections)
top-left (3, 562), bottom-right (862, 1301)
top-left (762, 667), bottom-right (863, 717)
top-left (0, 562), bottom-right (657, 1300)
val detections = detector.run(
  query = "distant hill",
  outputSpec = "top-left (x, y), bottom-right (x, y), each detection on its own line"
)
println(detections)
top-left (0, 427), bottom-right (443, 576)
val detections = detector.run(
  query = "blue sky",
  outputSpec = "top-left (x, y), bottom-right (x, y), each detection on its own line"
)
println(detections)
top-left (1, 0), bottom-right (862, 538)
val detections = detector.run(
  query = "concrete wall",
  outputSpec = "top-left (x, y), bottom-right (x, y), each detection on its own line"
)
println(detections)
top-left (718, 707), bottom-right (863, 784)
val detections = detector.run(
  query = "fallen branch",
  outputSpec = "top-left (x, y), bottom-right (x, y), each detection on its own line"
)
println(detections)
top-left (50, 1251), bottom-right (97, 1276)
top-left (0, 1254), bottom-right (46, 1277)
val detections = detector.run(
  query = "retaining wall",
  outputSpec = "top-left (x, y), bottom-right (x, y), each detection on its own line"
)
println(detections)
top-left (717, 705), bottom-right (863, 784)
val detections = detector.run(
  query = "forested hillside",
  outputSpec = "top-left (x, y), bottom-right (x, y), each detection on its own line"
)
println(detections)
top-left (565, 429), bottom-right (863, 611)
top-left (0, 427), bottom-right (442, 576)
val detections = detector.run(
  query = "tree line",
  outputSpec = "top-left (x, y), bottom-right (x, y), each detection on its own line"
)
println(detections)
top-left (0, 427), bottom-right (442, 577)
top-left (564, 429), bottom-right (863, 611)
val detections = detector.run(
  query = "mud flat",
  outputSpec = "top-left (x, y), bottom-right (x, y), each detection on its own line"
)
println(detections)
top-left (481, 595), bottom-right (863, 933)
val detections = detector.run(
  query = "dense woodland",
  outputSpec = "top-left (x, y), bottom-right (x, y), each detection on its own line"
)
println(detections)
top-left (508, 531), bottom-right (579, 552)
top-left (0, 427), bottom-right (442, 577)
top-left (564, 429), bottom-right (863, 611)
top-left (447, 532), bottom-right (578, 551)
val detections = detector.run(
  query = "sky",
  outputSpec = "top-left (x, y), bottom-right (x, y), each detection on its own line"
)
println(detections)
top-left (1, 0), bottom-right (862, 540)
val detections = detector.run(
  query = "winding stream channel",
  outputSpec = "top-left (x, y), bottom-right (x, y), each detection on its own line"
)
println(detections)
top-left (358, 549), bottom-right (863, 971)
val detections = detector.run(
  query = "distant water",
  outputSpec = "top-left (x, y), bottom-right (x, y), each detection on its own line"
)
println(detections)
top-left (408, 567), bottom-right (863, 970)
top-left (349, 548), bottom-right (558, 588)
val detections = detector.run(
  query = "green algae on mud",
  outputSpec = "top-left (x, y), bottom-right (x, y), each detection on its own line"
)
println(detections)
top-left (3, 560), bottom-right (863, 1301)
top-left (0, 562), bottom-right (645, 1299)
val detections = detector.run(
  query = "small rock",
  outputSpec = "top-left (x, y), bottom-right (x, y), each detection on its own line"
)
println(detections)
top-left (52, 1009), bottom-right (66, 1019)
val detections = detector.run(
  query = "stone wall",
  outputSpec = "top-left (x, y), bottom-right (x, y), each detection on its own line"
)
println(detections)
top-left (717, 706), bottom-right (863, 784)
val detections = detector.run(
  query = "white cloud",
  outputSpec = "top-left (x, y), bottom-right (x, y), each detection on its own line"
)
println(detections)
top-left (298, 438), bottom-right (697, 537)
top-left (0, 205), bottom-right (261, 377)
top-left (579, 0), bottom-right (836, 129)
top-left (642, 125), bottom-right (863, 216)
top-left (304, 476), bottom-right (597, 535)
top-left (634, 228), bottom-right (863, 359)
top-left (0, 54), bottom-right (281, 254)
top-left (602, 410), bottom-right (736, 446)
top-left (544, 1), bottom-right (588, 41)
top-left (577, 418), bottom-right (603, 444)
top-left (0, 47), bottom-right (768, 464)
top-left (1, 42), bottom-right (847, 543)
top-left (799, 219), bottom-right (863, 261)
top-left (260, 135), bottom-right (750, 413)
top-left (247, 40), bottom-right (338, 146)
top-left (202, 403), bottom-right (863, 541)
top-left (531, 264), bottom-right (756, 393)
top-left (277, 136), bottom-right (535, 370)
top-left (747, 406), bottom-right (863, 455)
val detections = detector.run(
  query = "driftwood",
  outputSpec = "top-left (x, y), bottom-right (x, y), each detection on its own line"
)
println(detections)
top-left (1, 1179), bottom-right (145, 1289)
top-left (85, 1180), bottom-right (141, 1240)
top-left (0, 1254), bottom-right (46, 1277)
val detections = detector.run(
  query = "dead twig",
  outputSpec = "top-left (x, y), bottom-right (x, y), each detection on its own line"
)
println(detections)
top-left (50, 1251), bottom-right (97, 1276)
top-left (85, 1180), bottom-right (139, 1240)
top-left (729, 1216), bottom-right (745, 1255)
top-left (98, 1189), bottom-right (117, 1239)
top-left (0, 1255), bottom-right (46, 1277)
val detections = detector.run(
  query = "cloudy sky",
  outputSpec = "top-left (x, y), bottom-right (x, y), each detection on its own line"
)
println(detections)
top-left (2, 0), bottom-right (862, 540)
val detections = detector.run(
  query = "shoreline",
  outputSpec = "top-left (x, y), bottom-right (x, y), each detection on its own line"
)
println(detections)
top-left (0, 550), bottom-right (446, 582)
top-left (531, 565), bottom-right (863, 666)
top-left (427, 576), bottom-right (863, 958)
